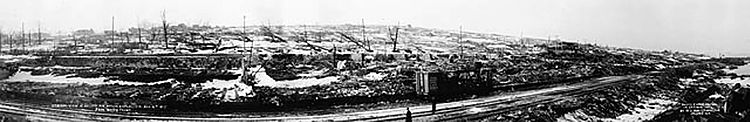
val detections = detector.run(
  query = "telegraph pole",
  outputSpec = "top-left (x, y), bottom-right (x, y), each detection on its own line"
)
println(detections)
top-left (21, 23), bottom-right (25, 52)
top-left (8, 32), bottom-right (13, 52)
top-left (72, 34), bottom-right (77, 50)
top-left (138, 25), bottom-right (142, 48)
top-left (242, 15), bottom-right (247, 82)
top-left (361, 19), bottom-right (369, 50)
top-left (112, 16), bottom-right (115, 46)
top-left (0, 28), bottom-right (3, 53)
top-left (162, 10), bottom-right (169, 49)
top-left (333, 43), bottom-right (337, 70)
top-left (243, 16), bottom-right (247, 55)
top-left (37, 22), bottom-right (41, 45)
top-left (391, 22), bottom-right (400, 52)
top-left (547, 34), bottom-right (551, 43)
top-left (459, 26), bottom-right (463, 57)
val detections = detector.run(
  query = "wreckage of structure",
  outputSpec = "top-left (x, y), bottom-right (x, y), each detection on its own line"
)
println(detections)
top-left (0, 24), bottom-right (748, 121)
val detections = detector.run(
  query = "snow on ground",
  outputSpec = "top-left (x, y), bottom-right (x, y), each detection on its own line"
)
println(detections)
top-left (249, 40), bottom-right (288, 48)
top-left (417, 45), bottom-right (450, 53)
top-left (4, 68), bottom-right (256, 99)
top-left (715, 78), bottom-right (750, 87)
top-left (192, 49), bottom-right (217, 54)
top-left (297, 69), bottom-right (328, 77)
top-left (1, 71), bottom-right (170, 86)
top-left (199, 70), bottom-right (255, 99)
top-left (256, 76), bottom-right (340, 88)
top-left (0, 55), bottom-right (40, 60)
top-left (249, 66), bottom-right (278, 85)
top-left (724, 64), bottom-right (750, 75)
top-left (466, 38), bottom-right (498, 44)
top-left (556, 98), bottom-right (676, 122)
top-left (253, 65), bottom-right (340, 88)
top-left (362, 72), bottom-right (386, 81)
top-left (556, 110), bottom-right (605, 122)
top-left (602, 98), bottom-right (676, 122)
top-left (486, 44), bottom-right (510, 49)
top-left (48, 65), bottom-right (92, 69)
top-left (3, 59), bottom-right (23, 63)
top-left (717, 64), bottom-right (750, 87)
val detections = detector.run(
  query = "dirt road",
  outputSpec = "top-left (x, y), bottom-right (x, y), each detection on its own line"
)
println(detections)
top-left (0, 75), bottom-right (642, 121)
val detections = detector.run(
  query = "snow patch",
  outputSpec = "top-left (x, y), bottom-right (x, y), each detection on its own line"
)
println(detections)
top-left (362, 72), bottom-right (386, 81)
top-left (2, 71), bottom-right (170, 86)
top-left (256, 76), bottom-right (340, 88)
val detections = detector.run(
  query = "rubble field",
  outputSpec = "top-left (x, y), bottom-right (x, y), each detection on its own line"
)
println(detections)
top-left (487, 60), bottom-right (750, 122)
top-left (0, 25), bottom-right (729, 120)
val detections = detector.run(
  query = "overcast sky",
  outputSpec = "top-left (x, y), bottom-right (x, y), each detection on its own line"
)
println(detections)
top-left (0, 0), bottom-right (749, 56)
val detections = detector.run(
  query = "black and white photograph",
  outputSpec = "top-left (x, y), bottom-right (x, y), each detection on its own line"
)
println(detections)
top-left (0, 0), bottom-right (749, 121)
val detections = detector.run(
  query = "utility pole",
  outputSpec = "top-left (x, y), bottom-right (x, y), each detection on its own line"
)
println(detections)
top-left (37, 23), bottom-right (41, 45)
top-left (72, 34), bottom-right (77, 50)
top-left (112, 16), bottom-right (115, 46)
top-left (0, 28), bottom-right (3, 53)
top-left (390, 22), bottom-right (400, 52)
top-left (242, 15), bottom-right (247, 82)
top-left (243, 16), bottom-right (247, 55)
top-left (138, 25), bottom-right (142, 49)
top-left (125, 32), bottom-right (130, 51)
top-left (162, 10), bottom-right (169, 49)
top-left (332, 43), bottom-right (337, 70)
top-left (21, 23), bottom-right (25, 52)
top-left (361, 18), bottom-right (369, 50)
top-left (302, 24), bottom-right (307, 42)
top-left (8, 32), bottom-right (13, 52)
top-left (136, 16), bottom-right (142, 49)
top-left (27, 33), bottom-right (31, 51)
top-left (547, 34), bottom-right (551, 43)
top-left (519, 31), bottom-right (524, 45)
top-left (459, 26), bottom-right (463, 57)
